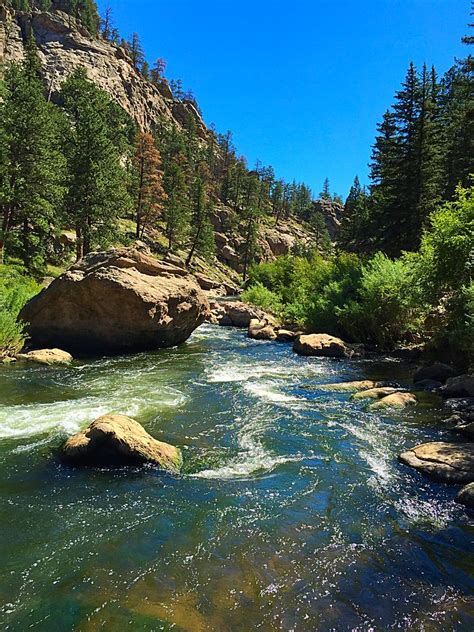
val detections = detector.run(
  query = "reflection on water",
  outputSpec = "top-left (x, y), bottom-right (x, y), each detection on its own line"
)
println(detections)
top-left (0, 324), bottom-right (473, 630)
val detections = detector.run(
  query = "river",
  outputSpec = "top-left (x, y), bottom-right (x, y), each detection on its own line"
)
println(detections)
top-left (0, 324), bottom-right (473, 630)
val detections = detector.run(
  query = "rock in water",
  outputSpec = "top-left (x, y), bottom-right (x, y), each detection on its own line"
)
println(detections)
top-left (61, 414), bottom-right (183, 472)
top-left (370, 392), bottom-right (417, 410)
top-left (352, 387), bottom-right (400, 401)
top-left (457, 483), bottom-right (474, 509)
top-left (293, 334), bottom-right (351, 358)
top-left (19, 248), bottom-right (209, 355)
top-left (399, 442), bottom-right (474, 484)
top-left (413, 362), bottom-right (457, 385)
top-left (16, 349), bottom-right (73, 365)
top-left (248, 319), bottom-right (277, 341)
top-left (440, 375), bottom-right (474, 398)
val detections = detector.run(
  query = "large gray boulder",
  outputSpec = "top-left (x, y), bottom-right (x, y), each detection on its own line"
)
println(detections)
top-left (413, 362), bottom-right (457, 385)
top-left (19, 248), bottom-right (209, 355)
top-left (440, 375), bottom-right (474, 398)
top-left (457, 483), bottom-right (474, 509)
top-left (293, 333), bottom-right (351, 358)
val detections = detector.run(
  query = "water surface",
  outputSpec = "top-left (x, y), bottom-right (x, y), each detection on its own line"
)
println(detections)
top-left (1, 325), bottom-right (473, 630)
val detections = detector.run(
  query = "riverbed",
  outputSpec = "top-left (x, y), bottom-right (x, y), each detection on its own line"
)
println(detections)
top-left (0, 324), bottom-right (473, 630)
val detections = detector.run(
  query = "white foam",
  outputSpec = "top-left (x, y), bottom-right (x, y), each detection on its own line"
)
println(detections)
top-left (244, 381), bottom-right (302, 404)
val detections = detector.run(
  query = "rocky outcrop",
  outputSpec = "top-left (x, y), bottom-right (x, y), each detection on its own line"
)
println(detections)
top-left (16, 348), bottom-right (73, 365)
top-left (0, 7), bottom-right (208, 135)
top-left (293, 334), bottom-right (351, 358)
top-left (312, 199), bottom-right (344, 240)
top-left (399, 442), bottom-right (474, 484)
top-left (60, 414), bottom-right (182, 472)
top-left (322, 380), bottom-right (392, 392)
top-left (19, 248), bottom-right (209, 355)
top-left (370, 392), bottom-right (417, 410)
top-left (457, 482), bottom-right (474, 509)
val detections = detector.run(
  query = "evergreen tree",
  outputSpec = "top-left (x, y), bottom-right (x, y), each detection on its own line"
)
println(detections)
top-left (0, 37), bottom-right (65, 273)
top-left (127, 33), bottom-right (145, 71)
top-left (320, 177), bottom-right (331, 200)
top-left (310, 210), bottom-right (332, 255)
top-left (134, 132), bottom-right (166, 239)
top-left (186, 175), bottom-right (215, 266)
top-left (60, 69), bottom-right (130, 258)
top-left (163, 158), bottom-right (190, 251)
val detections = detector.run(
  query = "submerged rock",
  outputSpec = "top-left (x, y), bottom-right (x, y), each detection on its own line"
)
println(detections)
top-left (61, 414), bottom-right (182, 472)
top-left (413, 363), bottom-right (457, 385)
top-left (16, 349), bottom-right (73, 366)
top-left (399, 442), bottom-right (474, 484)
top-left (456, 482), bottom-right (474, 509)
top-left (352, 387), bottom-right (400, 401)
top-left (322, 380), bottom-right (388, 392)
top-left (440, 375), bottom-right (474, 398)
top-left (293, 334), bottom-right (351, 358)
top-left (19, 248), bottom-right (209, 355)
top-left (370, 392), bottom-right (417, 410)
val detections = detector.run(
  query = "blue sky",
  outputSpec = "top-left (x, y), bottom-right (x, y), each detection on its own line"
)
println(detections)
top-left (97, 0), bottom-right (469, 198)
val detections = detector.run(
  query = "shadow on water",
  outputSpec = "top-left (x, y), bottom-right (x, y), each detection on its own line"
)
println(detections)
top-left (0, 324), bottom-right (473, 630)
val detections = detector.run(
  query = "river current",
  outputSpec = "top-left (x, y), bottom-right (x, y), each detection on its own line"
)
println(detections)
top-left (0, 324), bottom-right (473, 630)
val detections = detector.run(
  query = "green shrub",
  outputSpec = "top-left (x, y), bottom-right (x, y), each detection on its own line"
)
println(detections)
top-left (241, 282), bottom-right (283, 316)
top-left (0, 265), bottom-right (42, 356)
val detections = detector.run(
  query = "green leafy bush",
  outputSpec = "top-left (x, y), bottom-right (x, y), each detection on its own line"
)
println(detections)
top-left (0, 265), bottom-right (41, 356)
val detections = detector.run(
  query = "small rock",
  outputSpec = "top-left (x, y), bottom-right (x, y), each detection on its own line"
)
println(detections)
top-left (293, 334), bottom-right (351, 358)
top-left (413, 363), bottom-right (458, 385)
top-left (457, 422), bottom-right (474, 439)
top-left (370, 392), bottom-right (417, 410)
top-left (440, 375), bottom-right (474, 398)
top-left (275, 329), bottom-right (298, 343)
top-left (248, 319), bottom-right (277, 341)
top-left (456, 482), bottom-right (474, 509)
top-left (399, 442), bottom-right (474, 484)
top-left (60, 414), bottom-right (182, 472)
top-left (444, 398), bottom-right (474, 422)
top-left (352, 387), bottom-right (401, 401)
top-left (16, 349), bottom-right (73, 366)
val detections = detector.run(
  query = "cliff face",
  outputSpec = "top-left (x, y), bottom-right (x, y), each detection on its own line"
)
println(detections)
top-left (0, 6), bottom-right (207, 136)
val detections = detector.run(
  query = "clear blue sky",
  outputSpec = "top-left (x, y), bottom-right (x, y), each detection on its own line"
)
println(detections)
top-left (97, 0), bottom-right (469, 198)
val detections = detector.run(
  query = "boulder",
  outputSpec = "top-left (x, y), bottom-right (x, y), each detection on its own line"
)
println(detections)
top-left (457, 422), bottom-right (474, 439)
top-left (60, 414), bottom-right (182, 472)
top-left (19, 248), bottom-right (209, 355)
top-left (16, 348), bottom-right (73, 366)
top-left (352, 387), bottom-right (400, 401)
top-left (216, 301), bottom-right (275, 328)
top-left (444, 398), bottom-right (474, 422)
top-left (248, 319), bottom-right (277, 341)
top-left (399, 442), bottom-right (474, 484)
top-left (370, 392), bottom-right (417, 410)
top-left (440, 375), bottom-right (474, 398)
top-left (413, 363), bottom-right (458, 385)
top-left (456, 483), bottom-right (474, 509)
top-left (293, 334), bottom-right (351, 358)
top-left (276, 329), bottom-right (298, 343)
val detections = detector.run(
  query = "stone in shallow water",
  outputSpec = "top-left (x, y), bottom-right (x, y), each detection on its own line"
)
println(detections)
top-left (60, 414), bottom-right (182, 473)
top-left (16, 349), bottom-right (73, 365)
top-left (413, 363), bottom-right (457, 385)
top-left (399, 442), bottom-right (474, 484)
top-left (352, 387), bottom-right (400, 401)
top-left (369, 392), bottom-right (417, 410)
top-left (322, 380), bottom-right (387, 392)
top-left (440, 375), bottom-right (474, 398)
top-left (293, 334), bottom-right (351, 358)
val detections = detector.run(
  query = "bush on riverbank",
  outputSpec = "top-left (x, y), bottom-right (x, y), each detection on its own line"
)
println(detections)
top-left (243, 185), bottom-right (474, 364)
top-left (0, 266), bottom-right (42, 356)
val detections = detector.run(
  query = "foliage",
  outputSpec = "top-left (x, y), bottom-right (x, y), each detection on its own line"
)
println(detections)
top-left (0, 265), bottom-right (41, 355)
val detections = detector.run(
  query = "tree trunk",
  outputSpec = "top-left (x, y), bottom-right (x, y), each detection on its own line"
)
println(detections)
top-left (75, 224), bottom-right (83, 261)
top-left (0, 206), bottom-right (13, 265)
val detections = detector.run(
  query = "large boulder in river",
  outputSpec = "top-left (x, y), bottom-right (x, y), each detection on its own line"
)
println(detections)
top-left (370, 392), bottom-right (417, 410)
top-left (248, 319), bottom-right (277, 341)
top-left (439, 375), bottom-right (474, 398)
top-left (413, 362), bottom-right (457, 385)
top-left (19, 248), bottom-right (209, 354)
top-left (399, 442), bottom-right (474, 483)
top-left (293, 334), bottom-right (351, 358)
top-left (60, 414), bottom-right (182, 472)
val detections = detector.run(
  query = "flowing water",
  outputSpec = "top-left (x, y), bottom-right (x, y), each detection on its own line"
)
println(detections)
top-left (0, 324), bottom-right (473, 631)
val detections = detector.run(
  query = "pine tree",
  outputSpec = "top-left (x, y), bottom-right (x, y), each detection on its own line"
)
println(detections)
top-left (128, 33), bottom-right (145, 71)
top-left (186, 175), bottom-right (215, 266)
top-left (310, 210), bottom-right (332, 255)
top-left (0, 37), bottom-right (65, 273)
top-left (134, 132), bottom-right (166, 239)
top-left (163, 158), bottom-right (190, 251)
top-left (60, 69), bottom-right (131, 258)
top-left (320, 177), bottom-right (331, 200)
